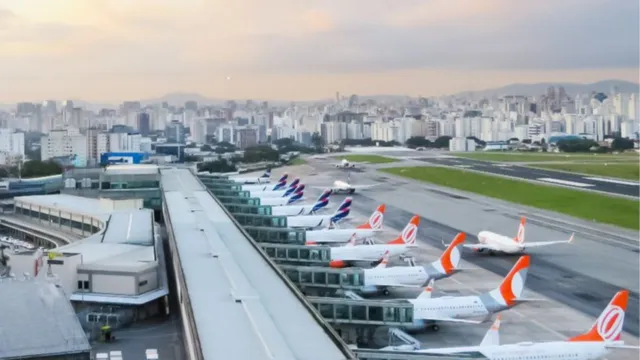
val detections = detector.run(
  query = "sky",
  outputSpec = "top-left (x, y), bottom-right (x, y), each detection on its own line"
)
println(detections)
top-left (0, 0), bottom-right (638, 103)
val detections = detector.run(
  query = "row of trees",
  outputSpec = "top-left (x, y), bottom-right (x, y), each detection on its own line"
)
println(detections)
top-left (0, 160), bottom-right (63, 179)
top-left (405, 136), bottom-right (453, 149)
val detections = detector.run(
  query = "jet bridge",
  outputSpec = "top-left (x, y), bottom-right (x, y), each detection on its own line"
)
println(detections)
top-left (306, 296), bottom-right (415, 345)
top-left (232, 213), bottom-right (288, 228)
top-left (279, 264), bottom-right (364, 296)
top-left (260, 243), bottom-right (332, 266)
top-left (243, 226), bottom-right (306, 245)
top-left (223, 203), bottom-right (273, 215)
top-left (215, 195), bottom-right (262, 206)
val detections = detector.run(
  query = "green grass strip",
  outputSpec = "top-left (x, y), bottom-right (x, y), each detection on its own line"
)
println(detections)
top-left (453, 152), bottom-right (638, 163)
top-left (381, 166), bottom-right (639, 230)
top-left (531, 163), bottom-right (639, 181)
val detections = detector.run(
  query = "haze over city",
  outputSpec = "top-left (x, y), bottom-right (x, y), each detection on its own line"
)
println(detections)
top-left (1, 0), bottom-right (638, 102)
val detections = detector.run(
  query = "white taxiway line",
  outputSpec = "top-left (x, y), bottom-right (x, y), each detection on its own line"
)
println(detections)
top-left (583, 177), bottom-right (640, 186)
top-left (536, 178), bottom-right (594, 187)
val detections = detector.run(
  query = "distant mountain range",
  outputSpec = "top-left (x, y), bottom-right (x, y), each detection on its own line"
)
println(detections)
top-left (1, 80), bottom-right (637, 111)
top-left (451, 80), bottom-right (639, 99)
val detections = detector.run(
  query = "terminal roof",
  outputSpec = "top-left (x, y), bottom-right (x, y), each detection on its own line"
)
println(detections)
top-left (160, 168), bottom-right (352, 360)
top-left (0, 280), bottom-right (91, 359)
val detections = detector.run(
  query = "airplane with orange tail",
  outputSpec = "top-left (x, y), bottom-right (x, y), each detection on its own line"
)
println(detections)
top-left (360, 233), bottom-right (468, 295)
top-left (305, 204), bottom-right (386, 244)
top-left (325, 215), bottom-right (420, 268)
top-left (414, 290), bottom-right (639, 359)
top-left (452, 217), bottom-right (574, 255)
top-left (405, 256), bottom-right (536, 331)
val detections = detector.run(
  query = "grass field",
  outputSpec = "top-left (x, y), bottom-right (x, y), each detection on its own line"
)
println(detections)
top-left (381, 166), bottom-right (639, 230)
top-left (340, 154), bottom-right (398, 164)
top-left (289, 158), bottom-right (307, 165)
top-left (453, 152), bottom-right (639, 163)
top-left (532, 163), bottom-right (639, 181)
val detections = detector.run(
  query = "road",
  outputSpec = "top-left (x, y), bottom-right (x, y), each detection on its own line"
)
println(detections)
top-left (301, 157), bottom-right (640, 338)
top-left (415, 157), bottom-right (640, 198)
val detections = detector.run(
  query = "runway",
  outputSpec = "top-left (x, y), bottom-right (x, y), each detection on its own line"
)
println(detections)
top-left (416, 157), bottom-right (640, 198)
top-left (296, 158), bottom-right (640, 340)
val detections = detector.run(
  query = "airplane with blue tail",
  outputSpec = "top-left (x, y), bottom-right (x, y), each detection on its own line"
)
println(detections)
top-left (242, 173), bottom-right (290, 192)
top-left (247, 177), bottom-right (301, 198)
top-left (230, 169), bottom-right (272, 184)
top-left (271, 189), bottom-right (332, 216)
top-left (259, 184), bottom-right (305, 206)
top-left (286, 197), bottom-right (352, 229)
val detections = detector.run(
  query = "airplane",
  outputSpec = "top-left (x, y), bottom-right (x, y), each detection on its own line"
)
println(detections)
top-left (286, 197), bottom-right (352, 229)
top-left (324, 215), bottom-right (420, 268)
top-left (271, 189), bottom-right (332, 216)
top-left (259, 185), bottom-right (305, 206)
top-left (406, 255), bottom-right (534, 332)
top-left (248, 179), bottom-right (301, 198)
top-left (336, 158), bottom-right (357, 168)
top-left (414, 290), bottom-right (639, 359)
top-left (242, 174), bottom-right (291, 192)
top-left (453, 217), bottom-right (574, 255)
top-left (314, 173), bottom-right (380, 194)
top-left (361, 233), bottom-right (467, 295)
top-left (230, 169), bottom-right (271, 184)
top-left (305, 204), bottom-right (386, 244)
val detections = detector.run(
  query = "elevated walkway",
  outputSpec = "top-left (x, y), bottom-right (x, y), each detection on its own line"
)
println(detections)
top-left (259, 243), bottom-right (331, 266)
top-left (279, 265), bottom-right (364, 295)
top-left (0, 215), bottom-right (77, 248)
top-left (161, 168), bottom-right (354, 360)
top-left (307, 296), bottom-right (414, 327)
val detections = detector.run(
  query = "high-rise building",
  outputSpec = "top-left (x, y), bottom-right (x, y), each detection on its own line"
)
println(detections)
top-left (236, 127), bottom-right (258, 149)
top-left (0, 129), bottom-right (25, 164)
top-left (166, 121), bottom-right (186, 143)
top-left (40, 128), bottom-right (88, 167)
top-left (137, 113), bottom-right (151, 136)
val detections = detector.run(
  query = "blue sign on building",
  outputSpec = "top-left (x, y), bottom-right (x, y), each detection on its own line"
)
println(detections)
top-left (100, 152), bottom-right (147, 165)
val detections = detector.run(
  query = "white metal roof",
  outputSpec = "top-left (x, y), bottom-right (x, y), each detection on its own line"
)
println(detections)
top-left (160, 168), bottom-right (351, 360)
top-left (103, 164), bottom-right (160, 175)
top-left (14, 194), bottom-right (108, 218)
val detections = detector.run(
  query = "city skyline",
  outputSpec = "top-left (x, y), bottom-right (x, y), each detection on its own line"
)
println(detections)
top-left (1, 0), bottom-right (638, 103)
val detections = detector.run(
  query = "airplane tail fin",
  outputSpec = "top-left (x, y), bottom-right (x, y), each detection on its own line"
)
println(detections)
top-left (486, 255), bottom-right (530, 307)
top-left (479, 315), bottom-right (502, 347)
top-left (387, 215), bottom-right (420, 245)
top-left (273, 173), bottom-right (288, 190)
top-left (375, 251), bottom-right (390, 269)
top-left (416, 279), bottom-right (435, 300)
top-left (310, 189), bottom-right (332, 213)
top-left (568, 290), bottom-right (628, 343)
top-left (330, 197), bottom-right (352, 223)
top-left (514, 217), bottom-right (526, 244)
top-left (287, 184), bottom-right (304, 204)
top-left (345, 233), bottom-right (357, 247)
top-left (262, 169), bottom-right (271, 178)
top-left (432, 233), bottom-right (466, 275)
top-left (283, 178), bottom-right (301, 196)
top-left (357, 204), bottom-right (385, 230)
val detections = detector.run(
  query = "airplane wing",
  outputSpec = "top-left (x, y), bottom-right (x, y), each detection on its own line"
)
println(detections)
top-left (522, 233), bottom-right (574, 249)
top-left (423, 315), bottom-right (483, 324)
top-left (350, 184), bottom-right (381, 190)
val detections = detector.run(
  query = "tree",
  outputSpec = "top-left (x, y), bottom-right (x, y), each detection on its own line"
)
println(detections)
top-left (243, 146), bottom-right (280, 163)
top-left (557, 139), bottom-right (599, 153)
top-left (433, 136), bottom-right (452, 148)
top-left (19, 160), bottom-right (63, 178)
top-left (200, 144), bottom-right (213, 151)
top-left (311, 132), bottom-right (324, 151)
top-left (197, 160), bottom-right (237, 173)
top-left (274, 138), bottom-right (294, 148)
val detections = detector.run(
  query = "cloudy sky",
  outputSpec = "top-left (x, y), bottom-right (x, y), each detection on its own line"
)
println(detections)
top-left (0, 0), bottom-right (638, 102)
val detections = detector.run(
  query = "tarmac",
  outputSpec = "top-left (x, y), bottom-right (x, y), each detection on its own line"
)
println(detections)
top-left (277, 156), bottom-right (640, 359)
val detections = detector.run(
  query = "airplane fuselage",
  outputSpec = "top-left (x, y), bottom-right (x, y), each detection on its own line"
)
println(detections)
top-left (287, 215), bottom-right (334, 229)
top-left (419, 341), bottom-right (609, 360)
top-left (306, 228), bottom-right (382, 244)
top-left (271, 204), bottom-right (322, 216)
top-left (250, 189), bottom-right (289, 198)
top-left (332, 180), bottom-right (356, 194)
top-left (409, 296), bottom-right (490, 324)
top-left (242, 184), bottom-right (279, 192)
top-left (364, 266), bottom-right (429, 288)
top-left (260, 197), bottom-right (302, 206)
top-left (232, 177), bottom-right (270, 184)
top-left (331, 244), bottom-right (412, 262)
top-left (478, 231), bottom-right (523, 254)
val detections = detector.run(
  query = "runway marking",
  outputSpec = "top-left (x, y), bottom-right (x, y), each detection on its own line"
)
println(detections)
top-left (454, 165), bottom-right (472, 169)
top-left (583, 177), bottom-right (640, 186)
top-left (494, 164), bottom-right (512, 167)
top-left (536, 178), bottom-right (594, 188)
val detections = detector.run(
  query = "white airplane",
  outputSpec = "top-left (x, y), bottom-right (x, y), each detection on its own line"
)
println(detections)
top-left (314, 173), bottom-right (380, 194)
top-left (455, 217), bottom-right (574, 255)
top-left (406, 255), bottom-right (535, 331)
top-left (361, 233), bottom-right (467, 295)
top-left (305, 204), bottom-right (386, 244)
top-left (324, 215), bottom-right (420, 268)
top-left (230, 169), bottom-right (271, 184)
top-left (271, 189), bottom-right (332, 216)
top-left (286, 198), bottom-right (352, 229)
top-left (415, 290), bottom-right (638, 359)
top-left (258, 185), bottom-right (305, 206)
top-left (242, 174), bottom-right (291, 192)
top-left (336, 158), bottom-right (357, 168)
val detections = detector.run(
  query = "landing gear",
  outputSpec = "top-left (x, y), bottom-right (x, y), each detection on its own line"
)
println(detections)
top-left (489, 250), bottom-right (496, 256)
top-left (382, 289), bottom-right (390, 296)
top-left (431, 324), bottom-right (440, 332)
top-left (476, 248), bottom-right (485, 253)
